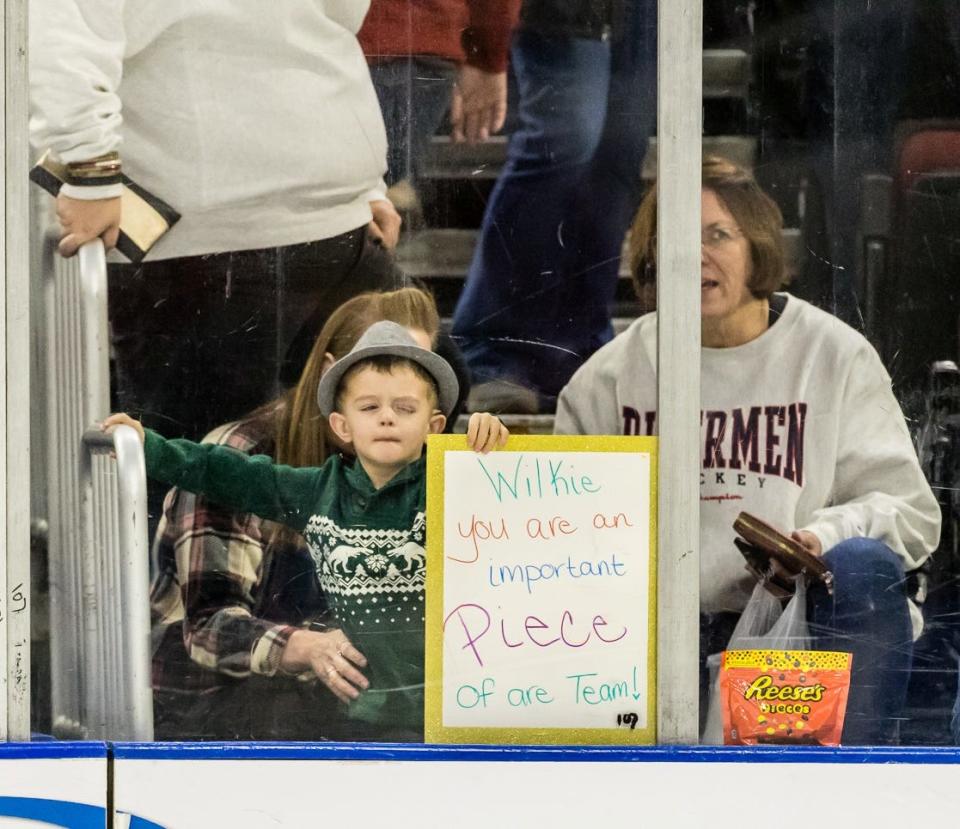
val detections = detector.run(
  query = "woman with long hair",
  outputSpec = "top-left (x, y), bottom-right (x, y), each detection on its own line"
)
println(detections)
top-left (151, 287), bottom-right (446, 740)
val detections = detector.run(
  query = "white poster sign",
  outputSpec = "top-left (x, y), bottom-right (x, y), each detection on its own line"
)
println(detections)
top-left (425, 435), bottom-right (657, 743)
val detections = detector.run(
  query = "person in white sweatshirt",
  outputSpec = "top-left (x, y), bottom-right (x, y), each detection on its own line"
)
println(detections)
top-left (30, 0), bottom-right (405, 443)
top-left (555, 156), bottom-right (942, 745)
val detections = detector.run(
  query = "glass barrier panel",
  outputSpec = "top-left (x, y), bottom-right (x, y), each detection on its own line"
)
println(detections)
top-left (23, 0), bottom-right (703, 746)
top-left (705, 0), bottom-right (960, 748)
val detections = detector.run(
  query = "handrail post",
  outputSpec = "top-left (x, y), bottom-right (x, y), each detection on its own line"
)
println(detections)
top-left (656, 0), bottom-right (703, 744)
top-left (82, 426), bottom-right (153, 741)
top-left (3, 0), bottom-right (31, 741)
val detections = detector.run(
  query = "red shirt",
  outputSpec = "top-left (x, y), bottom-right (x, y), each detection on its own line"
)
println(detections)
top-left (358, 0), bottom-right (521, 73)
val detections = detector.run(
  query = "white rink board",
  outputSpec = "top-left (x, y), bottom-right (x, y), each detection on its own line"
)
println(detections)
top-left (0, 758), bottom-right (103, 800)
top-left (0, 748), bottom-right (107, 827)
top-left (440, 449), bottom-right (653, 732)
top-left (113, 752), bottom-right (960, 828)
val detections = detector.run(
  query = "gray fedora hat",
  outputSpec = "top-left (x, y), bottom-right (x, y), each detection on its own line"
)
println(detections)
top-left (317, 320), bottom-right (459, 417)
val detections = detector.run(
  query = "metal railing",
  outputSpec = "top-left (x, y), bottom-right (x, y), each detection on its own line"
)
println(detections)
top-left (42, 236), bottom-right (153, 740)
top-left (80, 426), bottom-right (153, 740)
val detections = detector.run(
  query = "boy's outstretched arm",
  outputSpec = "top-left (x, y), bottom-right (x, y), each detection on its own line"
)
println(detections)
top-left (101, 413), bottom-right (323, 532)
top-left (466, 412), bottom-right (509, 454)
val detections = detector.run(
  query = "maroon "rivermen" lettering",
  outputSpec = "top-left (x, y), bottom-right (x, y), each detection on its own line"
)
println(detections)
top-left (621, 402), bottom-right (807, 486)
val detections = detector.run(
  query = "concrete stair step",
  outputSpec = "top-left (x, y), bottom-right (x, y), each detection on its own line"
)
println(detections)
top-left (419, 49), bottom-right (751, 180)
top-left (399, 225), bottom-right (802, 282)
top-left (422, 133), bottom-right (758, 181)
top-left (455, 413), bottom-right (555, 435)
top-left (643, 135), bottom-right (757, 180)
top-left (702, 49), bottom-right (751, 100)
top-left (440, 316), bottom-right (635, 337)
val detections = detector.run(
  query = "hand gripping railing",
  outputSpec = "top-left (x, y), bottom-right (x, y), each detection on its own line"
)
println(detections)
top-left (43, 236), bottom-right (153, 740)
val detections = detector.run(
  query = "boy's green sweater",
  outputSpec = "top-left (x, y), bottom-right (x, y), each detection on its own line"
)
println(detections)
top-left (144, 429), bottom-right (427, 736)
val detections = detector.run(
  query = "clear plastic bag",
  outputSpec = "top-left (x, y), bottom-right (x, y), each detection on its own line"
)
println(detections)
top-left (702, 577), bottom-right (810, 744)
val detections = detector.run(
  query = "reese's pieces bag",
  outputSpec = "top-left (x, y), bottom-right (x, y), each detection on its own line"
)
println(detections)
top-left (720, 649), bottom-right (852, 746)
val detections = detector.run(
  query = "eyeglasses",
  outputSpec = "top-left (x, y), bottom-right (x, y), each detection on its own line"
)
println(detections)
top-left (701, 225), bottom-right (744, 249)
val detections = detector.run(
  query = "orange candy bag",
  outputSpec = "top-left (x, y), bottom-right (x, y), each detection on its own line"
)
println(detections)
top-left (719, 649), bottom-right (853, 746)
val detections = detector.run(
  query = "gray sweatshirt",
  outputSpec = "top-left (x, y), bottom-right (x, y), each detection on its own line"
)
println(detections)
top-left (556, 294), bottom-right (940, 625)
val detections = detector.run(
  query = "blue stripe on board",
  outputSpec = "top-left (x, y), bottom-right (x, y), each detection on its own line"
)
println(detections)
top-left (123, 812), bottom-right (168, 829)
top-left (0, 797), bottom-right (105, 828)
top-left (0, 741), bottom-right (108, 759)
top-left (110, 741), bottom-right (960, 764)
top-left (3, 739), bottom-right (958, 765)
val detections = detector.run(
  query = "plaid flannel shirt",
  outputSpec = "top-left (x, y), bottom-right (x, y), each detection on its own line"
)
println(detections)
top-left (150, 417), bottom-right (327, 693)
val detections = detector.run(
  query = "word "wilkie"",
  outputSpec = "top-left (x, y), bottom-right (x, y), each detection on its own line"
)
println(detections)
top-left (476, 455), bottom-right (602, 503)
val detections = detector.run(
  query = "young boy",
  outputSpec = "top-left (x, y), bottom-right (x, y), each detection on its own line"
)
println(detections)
top-left (105, 321), bottom-right (508, 740)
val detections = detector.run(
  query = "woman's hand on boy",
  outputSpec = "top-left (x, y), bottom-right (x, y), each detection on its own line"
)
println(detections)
top-left (281, 628), bottom-right (369, 704)
top-left (101, 413), bottom-right (145, 444)
top-left (466, 412), bottom-right (509, 454)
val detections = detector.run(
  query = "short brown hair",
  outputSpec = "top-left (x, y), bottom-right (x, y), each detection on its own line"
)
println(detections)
top-left (335, 355), bottom-right (440, 413)
top-left (628, 156), bottom-right (786, 302)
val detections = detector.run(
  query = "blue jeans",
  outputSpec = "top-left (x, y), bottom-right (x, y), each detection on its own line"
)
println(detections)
top-left (451, 1), bottom-right (657, 402)
top-left (368, 57), bottom-right (457, 187)
top-left (807, 538), bottom-right (914, 745)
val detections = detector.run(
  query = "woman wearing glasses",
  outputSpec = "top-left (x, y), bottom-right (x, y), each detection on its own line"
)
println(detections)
top-left (554, 156), bottom-right (941, 745)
